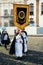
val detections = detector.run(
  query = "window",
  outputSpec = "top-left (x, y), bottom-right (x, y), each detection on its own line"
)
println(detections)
top-left (4, 9), bottom-right (8, 15)
top-left (41, 3), bottom-right (43, 14)
top-left (29, 18), bottom-right (34, 26)
top-left (30, 3), bottom-right (34, 15)
top-left (4, 22), bottom-right (8, 27)
top-left (4, 9), bottom-right (9, 18)
top-left (9, 20), bottom-right (14, 26)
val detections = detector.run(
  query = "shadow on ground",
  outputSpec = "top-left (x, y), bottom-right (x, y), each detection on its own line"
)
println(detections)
top-left (0, 50), bottom-right (43, 65)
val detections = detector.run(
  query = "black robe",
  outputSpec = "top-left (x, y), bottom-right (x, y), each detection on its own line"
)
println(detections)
top-left (9, 37), bottom-right (16, 55)
top-left (21, 31), bottom-right (27, 53)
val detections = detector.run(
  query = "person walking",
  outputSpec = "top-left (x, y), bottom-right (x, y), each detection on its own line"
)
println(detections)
top-left (9, 30), bottom-right (16, 55)
top-left (0, 31), bottom-right (2, 46)
top-left (21, 30), bottom-right (28, 54)
top-left (3, 30), bottom-right (10, 49)
top-left (14, 28), bottom-right (23, 59)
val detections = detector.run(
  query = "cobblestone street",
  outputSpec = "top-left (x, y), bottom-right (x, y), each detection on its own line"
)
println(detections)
top-left (0, 36), bottom-right (43, 65)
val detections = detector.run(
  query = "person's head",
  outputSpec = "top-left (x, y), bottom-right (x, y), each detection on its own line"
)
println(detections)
top-left (4, 30), bottom-right (7, 34)
top-left (16, 28), bottom-right (20, 34)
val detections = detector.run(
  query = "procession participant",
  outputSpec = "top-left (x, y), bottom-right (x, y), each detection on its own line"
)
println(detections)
top-left (1, 30), bottom-right (5, 44)
top-left (3, 30), bottom-right (10, 49)
top-left (21, 29), bottom-right (28, 53)
top-left (15, 28), bottom-right (23, 59)
top-left (0, 31), bottom-right (2, 46)
top-left (9, 30), bottom-right (16, 55)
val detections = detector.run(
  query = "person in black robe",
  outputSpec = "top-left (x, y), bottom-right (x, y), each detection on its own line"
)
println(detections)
top-left (2, 30), bottom-right (10, 49)
top-left (9, 29), bottom-right (16, 55)
top-left (9, 28), bottom-right (24, 58)
top-left (1, 31), bottom-right (5, 44)
top-left (9, 29), bottom-right (20, 55)
top-left (0, 32), bottom-right (2, 46)
top-left (9, 36), bottom-right (16, 55)
top-left (21, 30), bottom-right (28, 53)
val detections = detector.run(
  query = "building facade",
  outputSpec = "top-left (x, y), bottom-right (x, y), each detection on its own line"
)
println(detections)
top-left (0, 0), bottom-right (43, 35)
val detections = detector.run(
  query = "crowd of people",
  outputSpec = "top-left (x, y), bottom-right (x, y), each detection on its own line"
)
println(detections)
top-left (0, 28), bottom-right (28, 60)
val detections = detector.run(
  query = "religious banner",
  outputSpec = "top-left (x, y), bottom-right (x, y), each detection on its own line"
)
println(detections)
top-left (13, 4), bottom-right (29, 30)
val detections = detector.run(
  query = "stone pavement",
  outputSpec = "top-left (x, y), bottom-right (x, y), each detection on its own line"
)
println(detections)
top-left (0, 36), bottom-right (43, 65)
top-left (27, 36), bottom-right (43, 52)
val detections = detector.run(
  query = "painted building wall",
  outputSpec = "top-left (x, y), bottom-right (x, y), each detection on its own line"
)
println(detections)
top-left (0, 0), bottom-right (43, 35)
top-left (27, 0), bottom-right (36, 26)
top-left (25, 0), bottom-right (37, 35)
top-left (0, 3), bottom-right (13, 27)
top-left (0, 0), bottom-right (37, 35)
top-left (39, 0), bottom-right (43, 27)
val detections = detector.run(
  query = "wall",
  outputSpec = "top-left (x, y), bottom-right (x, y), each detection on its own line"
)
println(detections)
top-left (2, 27), bottom-right (36, 35)
top-left (0, 0), bottom-right (43, 35)
top-left (39, 0), bottom-right (43, 27)
top-left (27, 0), bottom-right (36, 26)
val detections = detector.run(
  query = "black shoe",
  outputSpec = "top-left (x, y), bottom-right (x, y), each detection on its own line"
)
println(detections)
top-left (0, 44), bottom-right (2, 46)
top-left (16, 57), bottom-right (22, 60)
top-left (24, 51), bottom-right (28, 54)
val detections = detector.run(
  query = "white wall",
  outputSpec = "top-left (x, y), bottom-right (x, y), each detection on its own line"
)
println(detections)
top-left (25, 26), bottom-right (37, 35)
top-left (39, 0), bottom-right (43, 27)
top-left (0, 0), bottom-right (37, 35)
top-left (27, 0), bottom-right (36, 26)
top-left (1, 0), bottom-right (43, 35)
top-left (3, 26), bottom-right (36, 35)
top-left (0, 4), bottom-right (13, 27)
top-left (6, 27), bottom-right (16, 35)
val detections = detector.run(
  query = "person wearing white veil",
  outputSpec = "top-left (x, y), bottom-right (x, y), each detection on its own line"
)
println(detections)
top-left (15, 28), bottom-right (23, 59)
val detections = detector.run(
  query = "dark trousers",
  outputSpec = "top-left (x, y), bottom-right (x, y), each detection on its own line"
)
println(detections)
top-left (5, 43), bottom-right (7, 48)
top-left (4, 40), bottom-right (8, 49)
